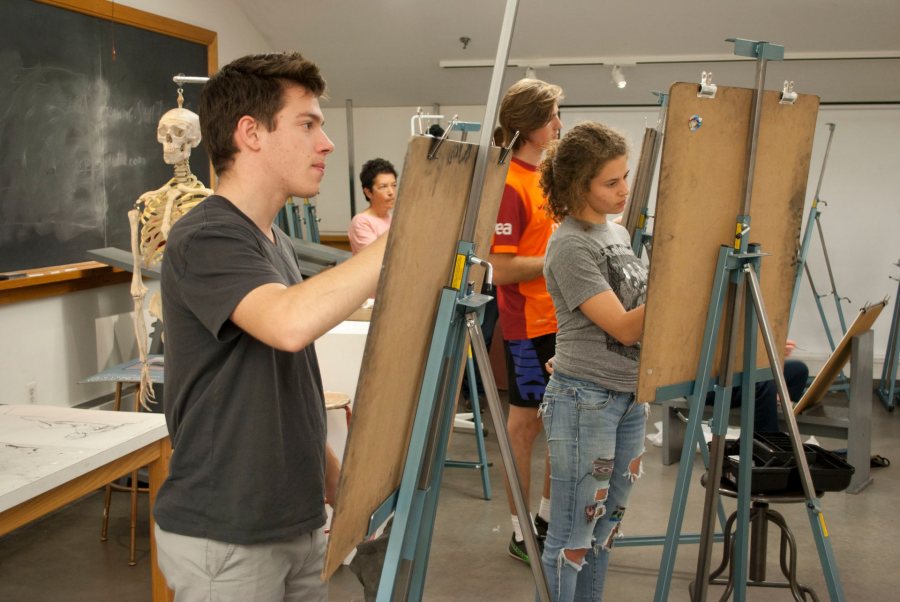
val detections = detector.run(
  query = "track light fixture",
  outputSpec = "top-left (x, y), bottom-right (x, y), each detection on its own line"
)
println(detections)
top-left (611, 65), bottom-right (626, 89)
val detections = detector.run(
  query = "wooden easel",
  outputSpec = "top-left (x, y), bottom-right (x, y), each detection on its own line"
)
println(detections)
top-left (630, 40), bottom-right (845, 601)
top-left (323, 3), bottom-right (551, 600)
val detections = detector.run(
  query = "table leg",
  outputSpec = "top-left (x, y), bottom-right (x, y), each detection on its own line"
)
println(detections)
top-left (147, 437), bottom-right (173, 602)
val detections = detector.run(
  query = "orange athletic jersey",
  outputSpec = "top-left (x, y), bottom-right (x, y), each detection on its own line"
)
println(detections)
top-left (491, 157), bottom-right (558, 340)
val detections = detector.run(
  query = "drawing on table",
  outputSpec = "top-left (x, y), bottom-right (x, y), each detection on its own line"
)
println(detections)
top-left (19, 416), bottom-right (127, 440)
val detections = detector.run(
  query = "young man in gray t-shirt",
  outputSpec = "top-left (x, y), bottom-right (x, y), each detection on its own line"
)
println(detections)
top-left (154, 53), bottom-right (386, 601)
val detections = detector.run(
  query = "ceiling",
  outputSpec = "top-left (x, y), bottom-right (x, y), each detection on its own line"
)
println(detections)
top-left (234, 0), bottom-right (900, 108)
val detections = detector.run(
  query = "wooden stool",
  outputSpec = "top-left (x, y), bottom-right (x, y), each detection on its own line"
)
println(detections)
top-left (100, 381), bottom-right (148, 566)
top-left (81, 355), bottom-right (163, 566)
top-left (324, 391), bottom-right (352, 427)
top-left (323, 391), bottom-right (351, 536)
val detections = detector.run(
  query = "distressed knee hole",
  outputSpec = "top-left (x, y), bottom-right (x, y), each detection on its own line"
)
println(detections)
top-left (585, 487), bottom-right (608, 521)
top-left (562, 548), bottom-right (588, 569)
top-left (624, 454), bottom-right (644, 483)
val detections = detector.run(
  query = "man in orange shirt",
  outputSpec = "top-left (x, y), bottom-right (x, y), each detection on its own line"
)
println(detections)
top-left (490, 78), bottom-right (563, 564)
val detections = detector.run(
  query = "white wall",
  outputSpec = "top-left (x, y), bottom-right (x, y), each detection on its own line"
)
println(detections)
top-left (2, 2), bottom-right (896, 408)
top-left (118, 0), bottom-right (273, 65)
top-left (562, 104), bottom-right (900, 373)
top-left (315, 105), bottom-right (489, 234)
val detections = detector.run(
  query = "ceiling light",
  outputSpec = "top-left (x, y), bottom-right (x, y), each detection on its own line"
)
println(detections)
top-left (611, 65), bottom-right (626, 89)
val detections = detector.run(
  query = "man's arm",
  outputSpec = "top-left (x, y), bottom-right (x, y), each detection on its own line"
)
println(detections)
top-left (489, 252), bottom-right (545, 286)
top-left (231, 234), bottom-right (386, 352)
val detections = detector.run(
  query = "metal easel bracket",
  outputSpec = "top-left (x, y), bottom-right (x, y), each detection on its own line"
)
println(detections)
top-left (727, 37), bottom-right (785, 61)
top-left (410, 109), bottom-right (446, 137)
top-left (451, 120), bottom-right (481, 142)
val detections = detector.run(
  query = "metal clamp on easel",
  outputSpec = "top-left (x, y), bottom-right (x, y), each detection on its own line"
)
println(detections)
top-left (427, 115), bottom-right (458, 159)
top-left (780, 80), bottom-right (798, 105)
top-left (698, 71), bottom-right (717, 99)
top-left (498, 130), bottom-right (519, 165)
top-left (444, 253), bottom-right (495, 501)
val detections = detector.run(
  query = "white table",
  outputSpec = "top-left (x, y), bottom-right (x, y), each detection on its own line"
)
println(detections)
top-left (0, 404), bottom-right (172, 601)
top-left (316, 319), bottom-right (369, 458)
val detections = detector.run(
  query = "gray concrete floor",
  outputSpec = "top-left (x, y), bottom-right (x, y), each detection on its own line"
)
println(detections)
top-left (1, 391), bottom-right (897, 601)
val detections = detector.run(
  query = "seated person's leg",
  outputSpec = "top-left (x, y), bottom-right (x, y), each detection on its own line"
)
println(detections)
top-left (783, 359), bottom-right (809, 402)
top-left (752, 379), bottom-right (779, 433)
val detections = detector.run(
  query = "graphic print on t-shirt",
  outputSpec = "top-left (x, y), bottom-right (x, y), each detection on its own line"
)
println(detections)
top-left (602, 244), bottom-right (648, 361)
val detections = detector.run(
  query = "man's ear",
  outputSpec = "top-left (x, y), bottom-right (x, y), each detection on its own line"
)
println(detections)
top-left (234, 115), bottom-right (263, 152)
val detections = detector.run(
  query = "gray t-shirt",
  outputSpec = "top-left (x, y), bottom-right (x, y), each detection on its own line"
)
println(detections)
top-left (544, 216), bottom-right (648, 392)
top-left (154, 195), bottom-right (327, 545)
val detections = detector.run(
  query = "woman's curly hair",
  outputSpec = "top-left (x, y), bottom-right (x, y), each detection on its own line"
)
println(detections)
top-left (540, 122), bottom-right (628, 222)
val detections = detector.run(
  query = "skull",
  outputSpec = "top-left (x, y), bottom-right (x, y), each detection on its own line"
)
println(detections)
top-left (157, 107), bottom-right (201, 165)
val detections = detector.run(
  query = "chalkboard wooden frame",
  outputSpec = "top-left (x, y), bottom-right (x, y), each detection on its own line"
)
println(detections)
top-left (0, 0), bottom-right (217, 304)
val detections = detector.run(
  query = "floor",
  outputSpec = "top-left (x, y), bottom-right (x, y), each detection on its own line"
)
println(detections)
top-left (1, 390), bottom-right (897, 601)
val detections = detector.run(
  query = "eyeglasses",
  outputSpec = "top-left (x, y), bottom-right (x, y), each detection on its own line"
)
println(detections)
top-left (374, 183), bottom-right (398, 192)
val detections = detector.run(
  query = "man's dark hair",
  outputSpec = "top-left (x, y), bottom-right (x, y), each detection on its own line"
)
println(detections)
top-left (200, 52), bottom-right (327, 176)
top-left (359, 158), bottom-right (397, 192)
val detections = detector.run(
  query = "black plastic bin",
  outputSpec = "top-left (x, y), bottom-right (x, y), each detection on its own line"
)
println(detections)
top-left (752, 432), bottom-right (815, 465)
top-left (718, 433), bottom-right (854, 495)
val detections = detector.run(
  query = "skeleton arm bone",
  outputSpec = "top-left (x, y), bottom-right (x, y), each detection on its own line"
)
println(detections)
top-left (128, 209), bottom-right (155, 410)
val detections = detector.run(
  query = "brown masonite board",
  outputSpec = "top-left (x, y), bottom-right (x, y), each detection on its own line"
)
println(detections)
top-left (793, 301), bottom-right (886, 415)
top-left (636, 82), bottom-right (819, 403)
top-left (323, 137), bottom-right (508, 577)
top-left (624, 127), bottom-right (660, 237)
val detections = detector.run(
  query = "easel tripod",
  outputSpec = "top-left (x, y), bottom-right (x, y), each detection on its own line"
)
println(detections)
top-left (653, 40), bottom-right (845, 601)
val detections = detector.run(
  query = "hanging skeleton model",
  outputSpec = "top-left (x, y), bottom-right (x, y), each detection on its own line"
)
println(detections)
top-left (129, 90), bottom-right (212, 409)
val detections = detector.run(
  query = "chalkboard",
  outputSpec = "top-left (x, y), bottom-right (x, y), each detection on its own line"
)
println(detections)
top-left (0, 0), bottom-right (216, 272)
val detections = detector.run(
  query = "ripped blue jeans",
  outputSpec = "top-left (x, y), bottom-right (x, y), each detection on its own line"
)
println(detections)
top-left (538, 371), bottom-right (647, 602)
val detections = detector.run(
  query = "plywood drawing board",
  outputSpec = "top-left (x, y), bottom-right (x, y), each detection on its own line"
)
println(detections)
top-left (323, 136), bottom-right (507, 577)
top-left (794, 301), bottom-right (886, 415)
top-left (636, 82), bottom-right (819, 403)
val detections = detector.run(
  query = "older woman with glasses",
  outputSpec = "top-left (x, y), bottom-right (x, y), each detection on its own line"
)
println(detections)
top-left (348, 157), bottom-right (398, 254)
